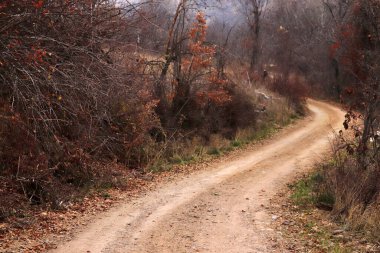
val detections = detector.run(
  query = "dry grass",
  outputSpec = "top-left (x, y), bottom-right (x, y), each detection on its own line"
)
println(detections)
top-left (319, 143), bottom-right (380, 241)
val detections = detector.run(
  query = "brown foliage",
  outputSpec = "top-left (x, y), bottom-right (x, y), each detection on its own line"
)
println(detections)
top-left (0, 0), bottom-right (159, 209)
top-left (0, 1), bottom-right (262, 215)
top-left (267, 75), bottom-right (309, 114)
top-left (181, 83), bottom-right (257, 140)
top-left (322, 145), bottom-right (380, 239)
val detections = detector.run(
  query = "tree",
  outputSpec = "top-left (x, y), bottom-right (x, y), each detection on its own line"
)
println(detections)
top-left (240, 0), bottom-right (267, 71)
top-left (153, 0), bottom-right (188, 123)
top-left (172, 11), bottom-right (230, 111)
top-left (322, 0), bottom-right (356, 97)
top-left (342, 0), bottom-right (380, 159)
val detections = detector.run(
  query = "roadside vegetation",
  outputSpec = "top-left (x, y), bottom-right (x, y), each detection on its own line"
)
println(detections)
top-left (287, 0), bottom-right (380, 246)
top-left (0, 0), bottom-right (307, 228)
top-left (0, 0), bottom-right (379, 251)
top-left (274, 163), bottom-right (378, 252)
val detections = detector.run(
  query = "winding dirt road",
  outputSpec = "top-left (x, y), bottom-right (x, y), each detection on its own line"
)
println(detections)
top-left (51, 100), bottom-right (345, 253)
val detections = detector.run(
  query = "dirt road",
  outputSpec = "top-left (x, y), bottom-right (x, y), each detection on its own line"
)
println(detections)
top-left (51, 100), bottom-right (345, 253)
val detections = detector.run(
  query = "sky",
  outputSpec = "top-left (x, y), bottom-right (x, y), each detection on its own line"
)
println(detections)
top-left (121, 0), bottom-right (242, 23)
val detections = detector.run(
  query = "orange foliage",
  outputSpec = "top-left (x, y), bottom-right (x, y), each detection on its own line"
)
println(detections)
top-left (33, 0), bottom-right (44, 9)
top-left (196, 90), bottom-right (231, 106)
top-left (329, 42), bottom-right (340, 58)
top-left (28, 47), bottom-right (47, 64)
top-left (185, 12), bottom-right (231, 106)
top-left (187, 12), bottom-right (216, 72)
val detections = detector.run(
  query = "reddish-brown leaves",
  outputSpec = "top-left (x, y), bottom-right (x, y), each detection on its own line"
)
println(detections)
top-left (185, 12), bottom-right (231, 106)
top-left (33, 0), bottom-right (44, 9)
top-left (28, 47), bottom-right (47, 64)
top-left (329, 42), bottom-right (340, 59)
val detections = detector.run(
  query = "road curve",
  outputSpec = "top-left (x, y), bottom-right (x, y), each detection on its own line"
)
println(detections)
top-left (51, 100), bottom-right (345, 253)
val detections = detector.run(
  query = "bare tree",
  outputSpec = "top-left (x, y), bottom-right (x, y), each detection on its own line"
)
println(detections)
top-left (240, 0), bottom-right (267, 71)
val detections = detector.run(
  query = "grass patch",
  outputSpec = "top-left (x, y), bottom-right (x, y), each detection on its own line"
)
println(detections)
top-left (147, 111), bottom-right (303, 174)
top-left (290, 172), bottom-right (335, 208)
top-left (330, 246), bottom-right (352, 253)
top-left (100, 191), bottom-right (111, 199)
top-left (222, 146), bottom-right (235, 152)
top-left (231, 139), bottom-right (243, 148)
top-left (169, 154), bottom-right (200, 165)
top-left (147, 161), bottom-right (173, 173)
top-left (291, 179), bottom-right (314, 207)
top-left (301, 220), bottom-right (354, 252)
top-left (207, 147), bottom-right (222, 156)
top-left (249, 124), bottom-right (277, 141)
top-left (285, 164), bottom-right (379, 252)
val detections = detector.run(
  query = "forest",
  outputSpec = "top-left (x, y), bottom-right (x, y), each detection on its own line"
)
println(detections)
top-left (0, 0), bottom-right (379, 251)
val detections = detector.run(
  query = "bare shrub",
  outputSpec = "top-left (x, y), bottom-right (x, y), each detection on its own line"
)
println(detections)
top-left (323, 153), bottom-right (380, 238)
top-left (0, 1), bottom-right (159, 208)
top-left (267, 75), bottom-right (309, 114)
top-left (320, 0), bottom-right (380, 239)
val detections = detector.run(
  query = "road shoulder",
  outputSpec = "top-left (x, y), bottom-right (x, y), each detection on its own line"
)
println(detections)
top-left (268, 171), bottom-right (380, 252)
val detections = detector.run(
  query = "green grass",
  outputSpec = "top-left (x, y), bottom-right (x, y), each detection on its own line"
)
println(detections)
top-left (291, 179), bottom-right (314, 206)
top-left (330, 246), bottom-right (352, 253)
top-left (290, 172), bottom-right (335, 208)
top-left (169, 154), bottom-right (187, 164)
top-left (288, 167), bottom-right (360, 252)
top-left (100, 191), bottom-right (111, 199)
top-left (147, 161), bottom-right (173, 173)
top-left (231, 139), bottom-right (243, 148)
top-left (149, 113), bottom-right (302, 174)
top-left (222, 146), bottom-right (235, 152)
top-left (249, 124), bottom-right (277, 141)
top-left (207, 147), bottom-right (222, 156)
top-left (169, 153), bottom-right (200, 165)
top-left (293, 192), bottom-right (353, 253)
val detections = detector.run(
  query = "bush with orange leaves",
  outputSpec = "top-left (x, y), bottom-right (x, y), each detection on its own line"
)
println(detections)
top-left (169, 12), bottom-right (257, 138)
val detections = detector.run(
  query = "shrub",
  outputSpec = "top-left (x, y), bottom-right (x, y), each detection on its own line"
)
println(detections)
top-left (318, 136), bottom-right (380, 240)
top-left (267, 75), bottom-right (309, 114)
top-left (184, 82), bottom-right (258, 140)
top-left (0, 1), bottom-right (159, 208)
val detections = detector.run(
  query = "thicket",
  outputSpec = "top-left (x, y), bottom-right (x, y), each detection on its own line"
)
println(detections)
top-left (0, 0), bottom-right (165, 212)
top-left (267, 75), bottom-right (309, 115)
top-left (268, 0), bottom-right (380, 240)
top-left (1, 0), bottom-right (281, 216)
top-left (305, 0), bottom-right (380, 240)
